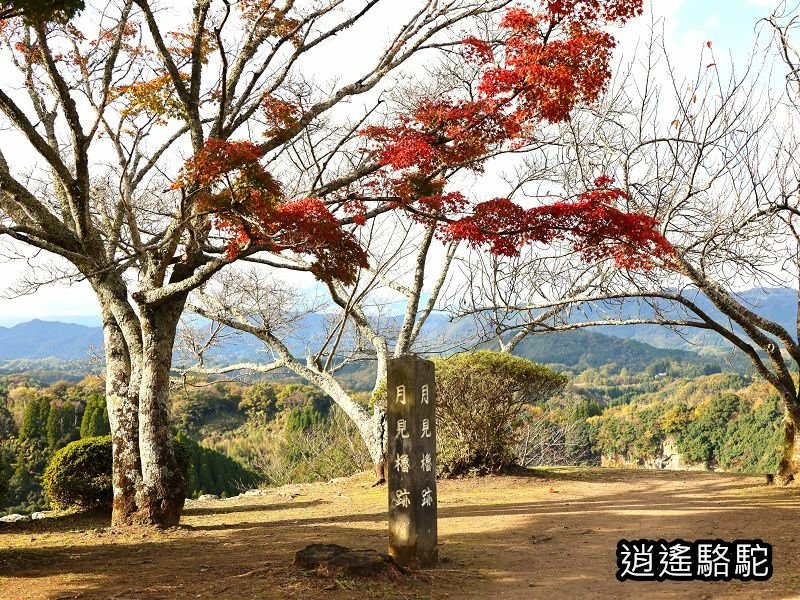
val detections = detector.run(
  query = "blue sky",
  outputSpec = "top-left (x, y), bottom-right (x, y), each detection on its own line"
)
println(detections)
top-left (676, 0), bottom-right (771, 44)
top-left (619, 0), bottom-right (777, 65)
top-left (688, 0), bottom-right (783, 60)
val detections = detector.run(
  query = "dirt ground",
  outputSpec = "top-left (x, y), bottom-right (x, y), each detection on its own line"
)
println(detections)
top-left (1, 467), bottom-right (799, 599)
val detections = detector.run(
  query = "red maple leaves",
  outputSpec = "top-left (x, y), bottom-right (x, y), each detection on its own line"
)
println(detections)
top-left (174, 139), bottom-right (367, 284)
top-left (364, 0), bottom-right (646, 174)
top-left (359, 0), bottom-right (672, 269)
top-left (445, 177), bottom-right (673, 268)
top-left (176, 0), bottom-right (670, 283)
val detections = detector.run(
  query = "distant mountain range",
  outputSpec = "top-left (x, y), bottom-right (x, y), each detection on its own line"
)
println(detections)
top-left (0, 320), bottom-right (103, 360)
top-left (0, 287), bottom-right (794, 377)
top-left (0, 317), bottom-right (726, 383)
top-left (579, 287), bottom-right (797, 355)
top-left (513, 329), bottom-right (711, 372)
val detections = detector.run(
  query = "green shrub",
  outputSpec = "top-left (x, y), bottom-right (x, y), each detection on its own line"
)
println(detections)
top-left (176, 431), bottom-right (260, 498)
top-left (434, 351), bottom-right (568, 476)
top-left (256, 407), bottom-right (370, 486)
top-left (43, 436), bottom-right (195, 510)
top-left (43, 436), bottom-right (113, 509)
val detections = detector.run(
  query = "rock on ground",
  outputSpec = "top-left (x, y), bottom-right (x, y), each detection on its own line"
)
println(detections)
top-left (294, 543), bottom-right (401, 577)
top-left (0, 514), bottom-right (30, 523)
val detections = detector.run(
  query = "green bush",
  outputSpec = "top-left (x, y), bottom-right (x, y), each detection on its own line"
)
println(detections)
top-left (256, 407), bottom-right (370, 486)
top-left (43, 436), bottom-right (197, 510)
top-left (434, 351), bottom-right (568, 476)
top-left (43, 436), bottom-right (113, 509)
top-left (176, 431), bottom-right (260, 497)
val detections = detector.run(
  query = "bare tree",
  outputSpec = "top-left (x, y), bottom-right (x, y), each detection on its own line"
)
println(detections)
top-left (460, 23), bottom-right (800, 483)
top-left (186, 213), bottom-right (463, 482)
top-left (0, 0), bottom-right (508, 524)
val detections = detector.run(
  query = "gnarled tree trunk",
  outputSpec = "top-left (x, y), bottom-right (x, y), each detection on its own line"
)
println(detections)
top-left (135, 301), bottom-right (186, 526)
top-left (370, 405), bottom-right (387, 483)
top-left (102, 310), bottom-right (142, 526)
top-left (778, 403), bottom-right (800, 485)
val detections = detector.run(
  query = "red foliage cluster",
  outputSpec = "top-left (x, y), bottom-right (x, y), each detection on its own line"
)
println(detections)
top-left (12, 39), bottom-right (45, 64)
top-left (359, 0), bottom-right (672, 268)
top-left (445, 178), bottom-right (673, 268)
top-left (542, 0), bottom-right (643, 21)
top-left (363, 98), bottom-right (510, 175)
top-left (462, 36), bottom-right (494, 65)
top-left (175, 139), bottom-right (367, 283)
top-left (261, 94), bottom-right (301, 137)
top-left (270, 198), bottom-right (369, 282)
top-left (480, 10), bottom-right (620, 124)
top-left (174, 138), bottom-right (268, 188)
top-left (365, 0), bottom-right (644, 173)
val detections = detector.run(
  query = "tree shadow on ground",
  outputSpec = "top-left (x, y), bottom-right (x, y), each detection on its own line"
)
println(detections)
top-left (0, 470), bottom-right (797, 599)
top-left (183, 499), bottom-right (328, 517)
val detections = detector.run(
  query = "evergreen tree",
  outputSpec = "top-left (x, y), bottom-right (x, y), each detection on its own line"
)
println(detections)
top-left (80, 395), bottom-right (110, 438)
top-left (174, 431), bottom-right (259, 498)
top-left (46, 403), bottom-right (80, 449)
top-left (0, 445), bottom-right (10, 508)
top-left (0, 405), bottom-right (16, 441)
top-left (19, 395), bottom-right (51, 443)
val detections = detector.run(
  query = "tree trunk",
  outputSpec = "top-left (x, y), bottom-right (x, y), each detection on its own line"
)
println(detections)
top-left (102, 312), bottom-right (142, 526)
top-left (319, 380), bottom-right (385, 482)
top-left (135, 302), bottom-right (186, 526)
top-left (371, 404), bottom-right (387, 483)
top-left (324, 381), bottom-right (386, 482)
top-left (778, 403), bottom-right (800, 485)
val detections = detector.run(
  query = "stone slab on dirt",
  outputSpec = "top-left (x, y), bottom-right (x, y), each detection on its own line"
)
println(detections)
top-left (295, 543), bottom-right (399, 577)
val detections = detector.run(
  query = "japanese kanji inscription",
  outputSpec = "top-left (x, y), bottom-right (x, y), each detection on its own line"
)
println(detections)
top-left (387, 356), bottom-right (438, 568)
